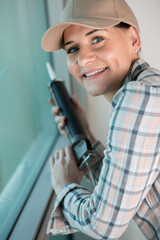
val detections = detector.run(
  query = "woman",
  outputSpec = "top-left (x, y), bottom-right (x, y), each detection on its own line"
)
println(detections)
top-left (42, 0), bottom-right (160, 239)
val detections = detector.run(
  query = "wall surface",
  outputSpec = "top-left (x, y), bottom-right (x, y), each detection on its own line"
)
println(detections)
top-left (87, 1), bottom-right (160, 240)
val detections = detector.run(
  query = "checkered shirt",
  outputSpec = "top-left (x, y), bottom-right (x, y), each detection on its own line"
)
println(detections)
top-left (47, 59), bottom-right (160, 240)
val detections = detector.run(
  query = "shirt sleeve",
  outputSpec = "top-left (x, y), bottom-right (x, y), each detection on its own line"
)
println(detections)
top-left (47, 81), bottom-right (160, 239)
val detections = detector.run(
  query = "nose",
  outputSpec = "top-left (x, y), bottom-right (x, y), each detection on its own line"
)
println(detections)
top-left (78, 48), bottom-right (96, 67)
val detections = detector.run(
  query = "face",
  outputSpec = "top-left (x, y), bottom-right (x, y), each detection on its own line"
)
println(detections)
top-left (63, 25), bottom-right (140, 99)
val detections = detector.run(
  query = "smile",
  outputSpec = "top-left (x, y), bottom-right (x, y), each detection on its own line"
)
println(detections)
top-left (82, 67), bottom-right (108, 78)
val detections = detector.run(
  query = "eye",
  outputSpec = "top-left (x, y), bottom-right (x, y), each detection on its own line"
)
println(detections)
top-left (67, 46), bottom-right (79, 54)
top-left (92, 36), bottom-right (104, 44)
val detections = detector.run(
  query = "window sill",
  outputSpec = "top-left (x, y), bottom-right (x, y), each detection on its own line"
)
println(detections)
top-left (8, 135), bottom-right (69, 240)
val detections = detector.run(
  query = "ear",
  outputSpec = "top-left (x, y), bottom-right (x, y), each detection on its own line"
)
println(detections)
top-left (128, 26), bottom-right (141, 54)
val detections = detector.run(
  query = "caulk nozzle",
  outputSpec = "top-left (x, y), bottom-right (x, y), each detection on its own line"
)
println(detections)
top-left (46, 62), bottom-right (56, 81)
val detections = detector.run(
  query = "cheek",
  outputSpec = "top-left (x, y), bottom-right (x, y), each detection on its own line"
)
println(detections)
top-left (117, 40), bottom-right (132, 63)
top-left (102, 38), bottom-right (131, 62)
top-left (106, 45), bottom-right (131, 75)
top-left (67, 59), bottom-right (83, 85)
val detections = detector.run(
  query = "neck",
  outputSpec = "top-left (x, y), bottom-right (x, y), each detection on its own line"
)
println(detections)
top-left (103, 90), bottom-right (116, 103)
top-left (103, 57), bottom-right (140, 103)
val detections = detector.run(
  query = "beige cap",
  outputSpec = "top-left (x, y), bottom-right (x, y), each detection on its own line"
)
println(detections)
top-left (41, 0), bottom-right (139, 52)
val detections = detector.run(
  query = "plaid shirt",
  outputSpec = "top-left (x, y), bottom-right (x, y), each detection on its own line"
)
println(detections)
top-left (47, 59), bottom-right (160, 240)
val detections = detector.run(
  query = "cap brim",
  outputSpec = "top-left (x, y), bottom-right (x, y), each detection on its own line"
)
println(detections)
top-left (41, 23), bottom-right (71, 52)
top-left (41, 19), bottom-right (121, 52)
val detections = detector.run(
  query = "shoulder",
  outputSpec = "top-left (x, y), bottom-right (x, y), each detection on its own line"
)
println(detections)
top-left (136, 64), bottom-right (160, 87)
top-left (112, 59), bottom-right (160, 108)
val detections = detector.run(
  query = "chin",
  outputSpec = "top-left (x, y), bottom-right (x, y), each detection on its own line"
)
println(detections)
top-left (87, 85), bottom-right (108, 96)
top-left (88, 89), bottom-right (104, 97)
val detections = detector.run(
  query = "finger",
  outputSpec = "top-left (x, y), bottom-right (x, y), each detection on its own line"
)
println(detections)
top-left (55, 116), bottom-right (66, 132)
top-left (55, 116), bottom-right (66, 124)
top-left (59, 148), bottom-right (65, 161)
top-left (65, 146), bottom-right (74, 160)
top-left (51, 106), bottom-right (60, 115)
top-left (48, 98), bottom-right (55, 105)
top-left (58, 121), bottom-right (66, 132)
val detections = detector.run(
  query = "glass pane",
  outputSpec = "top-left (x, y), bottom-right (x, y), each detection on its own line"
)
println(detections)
top-left (0, 0), bottom-right (57, 238)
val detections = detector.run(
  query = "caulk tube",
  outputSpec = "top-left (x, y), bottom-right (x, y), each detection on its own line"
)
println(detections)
top-left (46, 63), bottom-right (92, 165)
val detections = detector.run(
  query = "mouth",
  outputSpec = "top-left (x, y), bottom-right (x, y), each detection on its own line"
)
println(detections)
top-left (82, 67), bottom-right (108, 79)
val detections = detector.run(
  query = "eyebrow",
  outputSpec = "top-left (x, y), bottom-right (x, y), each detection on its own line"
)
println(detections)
top-left (64, 29), bottom-right (99, 47)
top-left (85, 29), bottom-right (99, 36)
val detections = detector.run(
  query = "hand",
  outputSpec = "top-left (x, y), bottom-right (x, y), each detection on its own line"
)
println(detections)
top-left (49, 98), bottom-right (67, 136)
top-left (49, 95), bottom-right (91, 139)
top-left (49, 146), bottom-right (84, 195)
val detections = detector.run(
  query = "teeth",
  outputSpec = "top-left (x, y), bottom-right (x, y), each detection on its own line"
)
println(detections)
top-left (85, 68), bottom-right (106, 77)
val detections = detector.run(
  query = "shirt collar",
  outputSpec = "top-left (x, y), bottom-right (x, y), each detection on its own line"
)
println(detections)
top-left (123, 58), bottom-right (149, 86)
